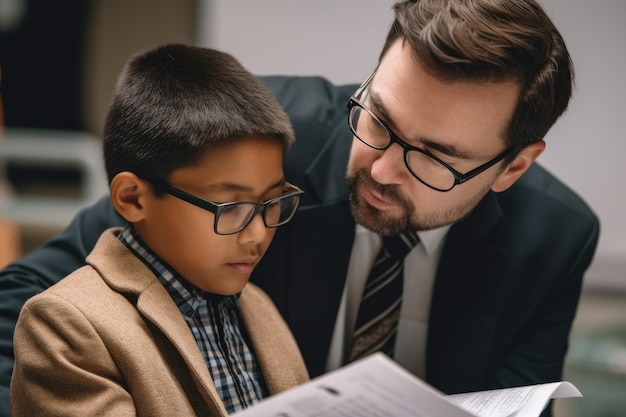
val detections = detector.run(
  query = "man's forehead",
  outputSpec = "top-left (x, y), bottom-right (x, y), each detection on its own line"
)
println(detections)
top-left (369, 57), bottom-right (519, 156)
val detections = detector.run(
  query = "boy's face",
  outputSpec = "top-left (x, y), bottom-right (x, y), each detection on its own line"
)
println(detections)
top-left (136, 136), bottom-right (285, 295)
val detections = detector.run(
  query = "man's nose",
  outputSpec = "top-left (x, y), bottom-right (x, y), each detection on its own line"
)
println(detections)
top-left (370, 142), bottom-right (407, 185)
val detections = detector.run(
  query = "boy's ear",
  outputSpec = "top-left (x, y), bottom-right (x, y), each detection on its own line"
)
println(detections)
top-left (491, 140), bottom-right (545, 193)
top-left (109, 172), bottom-right (149, 222)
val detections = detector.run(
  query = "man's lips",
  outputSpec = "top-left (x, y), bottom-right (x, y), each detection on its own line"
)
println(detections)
top-left (361, 185), bottom-right (397, 210)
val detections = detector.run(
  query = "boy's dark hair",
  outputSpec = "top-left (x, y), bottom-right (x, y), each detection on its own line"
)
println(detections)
top-left (381, 0), bottom-right (574, 160)
top-left (103, 43), bottom-right (295, 185)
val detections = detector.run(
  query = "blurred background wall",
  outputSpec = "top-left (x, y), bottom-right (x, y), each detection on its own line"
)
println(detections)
top-left (0, 0), bottom-right (197, 250)
top-left (0, 0), bottom-right (197, 135)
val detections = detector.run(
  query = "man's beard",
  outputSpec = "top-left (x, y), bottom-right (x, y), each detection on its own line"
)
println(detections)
top-left (346, 168), bottom-right (488, 235)
top-left (347, 169), bottom-right (416, 236)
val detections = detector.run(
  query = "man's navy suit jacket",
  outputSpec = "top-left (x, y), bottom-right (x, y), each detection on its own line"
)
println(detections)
top-left (254, 76), bottom-right (600, 394)
top-left (0, 76), bottom-right (599, 417)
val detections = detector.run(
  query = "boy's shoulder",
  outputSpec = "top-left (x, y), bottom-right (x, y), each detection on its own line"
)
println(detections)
top-left (24, 226), bottom-right (143, 309)
top-left (25, 262), bottom-right (112, 307)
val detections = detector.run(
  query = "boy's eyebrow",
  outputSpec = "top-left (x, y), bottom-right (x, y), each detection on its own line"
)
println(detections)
top-left (368, 91), bottom-right (471, 160)
top-left (204, 178), bottom-right (286, 194)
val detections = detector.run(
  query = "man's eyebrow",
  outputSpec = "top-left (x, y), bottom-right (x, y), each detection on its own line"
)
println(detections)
top-left (369, 90), bottom-right (471, 160)
top-left (369, 92), bottom-right (395, 129)
top-left (419, 138), bottom-right (468, 159)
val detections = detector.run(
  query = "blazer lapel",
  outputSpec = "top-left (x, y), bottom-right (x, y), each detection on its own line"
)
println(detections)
top-left (425, 192), bottom-right (509, 394)
top-left (88, 229), bottom-right (226, 415)
top-left (136, 285), bottom-right (226, 413)
top-left (237, 284), bottom-right (309, 395)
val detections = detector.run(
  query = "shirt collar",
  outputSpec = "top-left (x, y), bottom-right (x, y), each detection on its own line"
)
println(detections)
top-left (416, 226), bottom-right (451, 256)
top-left (355, 223), bottom-right (451, 257)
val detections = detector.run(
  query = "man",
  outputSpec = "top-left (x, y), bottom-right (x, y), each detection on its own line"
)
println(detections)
top-left (0, 1), bottom-right (599, 416)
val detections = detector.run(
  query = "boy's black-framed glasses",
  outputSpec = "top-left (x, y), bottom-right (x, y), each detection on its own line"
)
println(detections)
top-left (147, 179), bottom-right (304, 235)
top-left (347, 71), bottom-right (516, 192)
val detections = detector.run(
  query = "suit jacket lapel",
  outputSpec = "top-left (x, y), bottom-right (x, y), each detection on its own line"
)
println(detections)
top-left (426, 192), bottom-right (509, 394)
top-left (285, 199), bottom-right (354, 377)
top-left (305, 111), bottom-right (351, 202)
top-left (286, 119), bottom-right (356, 376)
top-left (87, 229), bottom-right (225, 414)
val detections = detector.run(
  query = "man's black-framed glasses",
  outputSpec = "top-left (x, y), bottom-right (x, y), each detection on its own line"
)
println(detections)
top-left (347, 72), bottom-right (516, 192)
top-left (148, 179), bottom-right (304, 235)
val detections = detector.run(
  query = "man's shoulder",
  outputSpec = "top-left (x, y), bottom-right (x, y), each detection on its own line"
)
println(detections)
top-left (259, 75), bottom-right (357, 124)
top-left (505, 163), bottom-right (597, 222)
top-left (486, 162), bottom-right (600, 252)
top-left (259, 75), bottom-right (356, 199)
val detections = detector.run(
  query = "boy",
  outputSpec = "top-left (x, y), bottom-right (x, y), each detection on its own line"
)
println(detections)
top-left (10, 44), bottom-right (308, 416)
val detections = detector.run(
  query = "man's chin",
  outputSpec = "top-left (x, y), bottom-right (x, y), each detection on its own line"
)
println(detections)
top-left (351, 199), bottom-right (409, 236)
top-left (347, 169), bottom-right (415, 235)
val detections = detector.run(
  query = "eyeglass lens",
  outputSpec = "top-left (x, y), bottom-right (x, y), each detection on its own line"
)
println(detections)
top-left (349, 105), bottom-right (457, 191)
top-left (216, 194), bottom-right (300, 234)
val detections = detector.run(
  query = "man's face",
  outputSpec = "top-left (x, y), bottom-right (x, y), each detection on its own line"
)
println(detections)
top-left (346, 40), bottom-right (520, 235)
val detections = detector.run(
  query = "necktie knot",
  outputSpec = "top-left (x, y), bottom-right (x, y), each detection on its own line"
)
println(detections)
top-left (381, 231), bottom-right (419, 260)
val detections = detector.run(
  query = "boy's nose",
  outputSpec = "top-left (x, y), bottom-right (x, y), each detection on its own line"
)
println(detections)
top-left (238, 213), bottom-right (268, 244)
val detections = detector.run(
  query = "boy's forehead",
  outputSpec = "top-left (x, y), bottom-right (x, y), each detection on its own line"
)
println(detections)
top-left (169, 136), bottom-right (285, 193)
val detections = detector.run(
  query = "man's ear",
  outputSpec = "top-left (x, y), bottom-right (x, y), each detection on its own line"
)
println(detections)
top-left (109, 172), bottom-right (150, 222)
top-left (491, 140), bottom-right (545, 192)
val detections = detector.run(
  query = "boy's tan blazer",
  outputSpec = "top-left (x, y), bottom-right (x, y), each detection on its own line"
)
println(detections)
top-left (11, 227), bottom-right (309, 416)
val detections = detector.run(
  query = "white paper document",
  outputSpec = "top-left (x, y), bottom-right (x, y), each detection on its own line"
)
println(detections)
top-left (232, 353), bottom-right (581, 417)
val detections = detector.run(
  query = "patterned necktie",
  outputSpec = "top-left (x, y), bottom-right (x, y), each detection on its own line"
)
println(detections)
top-left (348, 231), bottom-right (419, 362)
